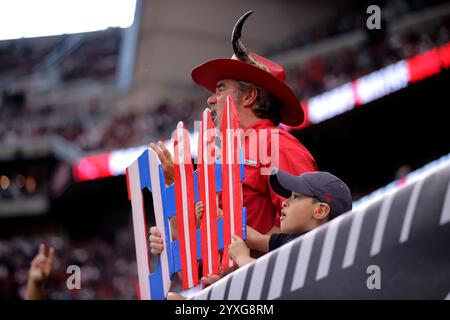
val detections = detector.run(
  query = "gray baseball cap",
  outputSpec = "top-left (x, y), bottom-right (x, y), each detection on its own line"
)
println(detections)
top-left (269, 168), bottom-right (352, 218)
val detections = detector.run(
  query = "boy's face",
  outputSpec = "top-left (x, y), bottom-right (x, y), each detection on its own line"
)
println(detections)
top-left (280, 192), bottom-right (319, 234)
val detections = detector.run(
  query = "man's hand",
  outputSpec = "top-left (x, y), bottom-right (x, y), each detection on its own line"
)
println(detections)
top-left (28, 243), bottom-right (55, 284)
top-left (149, 141), bottom-right (174, 186)
top-left (149, 226), bottom-right (164, 255)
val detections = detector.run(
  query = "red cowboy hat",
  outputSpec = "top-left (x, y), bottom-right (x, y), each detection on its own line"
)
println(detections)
top-left (191, 53), bottom-right (304, 127)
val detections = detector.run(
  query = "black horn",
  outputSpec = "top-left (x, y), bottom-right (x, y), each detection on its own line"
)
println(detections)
top-left (231, 10), bottom-right (268, 71)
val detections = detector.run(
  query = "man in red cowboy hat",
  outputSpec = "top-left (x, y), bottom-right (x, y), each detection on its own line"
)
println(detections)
top-left (149, 11), bottom-right (316, 281)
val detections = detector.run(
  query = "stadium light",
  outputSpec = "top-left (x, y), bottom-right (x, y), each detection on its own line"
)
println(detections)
top-left (0, 0), bottom-right (136, 41)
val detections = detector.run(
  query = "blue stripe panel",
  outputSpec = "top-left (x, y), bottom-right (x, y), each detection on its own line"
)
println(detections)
top-left (215, 163), bottom-right (222, 192)
top-left (239, 149), bottom-right (245, 181)
top-left (196, 228), bottom-right (202, 260)
top-left (242, 207), bottom-right (247, 240)
top-left (171, 240), bottom-right (181, 275)
top-left (158, 165), bottom-right (175, 277)
top-left (138, 150), bottom-right (151, 190)
top-left (163, 184), bottom-right (176, 218)
top-left (193, 170), bottom-right (199, 203)
top-left (217, 217), bottom-right (224, 250)
top-left (149, 255), bottom-right (165, 300)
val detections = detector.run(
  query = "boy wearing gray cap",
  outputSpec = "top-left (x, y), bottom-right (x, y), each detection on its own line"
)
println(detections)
top-left (229, 168), bottom-right (352, 267)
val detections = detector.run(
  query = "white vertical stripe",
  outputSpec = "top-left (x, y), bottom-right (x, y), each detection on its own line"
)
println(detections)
top-left (342, 207), bottom-right (367, 269)
top-left (291, 230), bottom-right (316, 291)
top-left (370, 192), bottom-right (394, 256)
top-left (247, 254), bottom-right (271, 299)
top-left (227, 265), bottom-right (249, 299)
top-left (129, 161), bottom-right (151, 300)
top-left (267, 242), bottom-right (292, 299)
top-left (316, 216), bottom-right (342, 280)
top-left (440, 178), bottom-right (450, 225)
top-left (202, 112), bottom-right (213, 273)
top-left (400, 179), bottom-right (424, 243)
top-left (177, 126), bottom-right (194, 287)
top-left (226, 100), bottom-right (234, 268)
top-left (148, 150), bottom-right (171, 296)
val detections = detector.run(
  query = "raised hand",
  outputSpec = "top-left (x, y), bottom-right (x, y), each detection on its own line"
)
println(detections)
top-left (149, 141), bottom-right (174, 185)
top-left (28, 243), bottom-right (55, 284)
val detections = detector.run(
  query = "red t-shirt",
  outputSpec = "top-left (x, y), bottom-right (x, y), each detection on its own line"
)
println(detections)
top-left (242, 119), bottom-right (317, 234)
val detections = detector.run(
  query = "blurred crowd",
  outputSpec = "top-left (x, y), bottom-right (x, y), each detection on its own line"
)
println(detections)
top-left (0, 28), bottom-right (120, 81)
top-left (0, 95), bottom-right (202, 152)
top-left (0, 225), bottom-right (138, 300)
top-left (286, 18), bottom-right (450, 100)
top-left (1, 4), bottom-right (449, 154)
top-left (265, 0), bottom-right (447, 57)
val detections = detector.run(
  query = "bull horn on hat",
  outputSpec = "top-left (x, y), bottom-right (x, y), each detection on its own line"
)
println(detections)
top-left (231, 10), bottom-right (269, 72)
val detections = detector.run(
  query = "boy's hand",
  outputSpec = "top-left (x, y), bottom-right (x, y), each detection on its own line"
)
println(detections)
top-left (149, 226), bottom-right (164, 255)
top-left (229, 235), bottom-right (250, 262)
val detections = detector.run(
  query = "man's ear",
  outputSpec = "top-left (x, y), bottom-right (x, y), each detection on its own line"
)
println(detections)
top-left (313, 203), bottom-right (331, 221)
top-left (241, 87), bottom-right (258, 108)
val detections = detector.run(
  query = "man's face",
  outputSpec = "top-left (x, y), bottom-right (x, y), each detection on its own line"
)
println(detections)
top-left (280, 192), bottom-right (319, 234)
top-left (207, 79), bottom-right (242, 128)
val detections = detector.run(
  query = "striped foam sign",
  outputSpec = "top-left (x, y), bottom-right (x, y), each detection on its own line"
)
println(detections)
top-left (126, 96), bottom-right (246, 299)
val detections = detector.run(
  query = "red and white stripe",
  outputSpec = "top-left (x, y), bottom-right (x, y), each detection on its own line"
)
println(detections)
top-left (174, 122), bottom-right (199, 289)
top-left (221, 96), bottom-right (243, 270)
top-left (231, 99), bottom-right (243, 241)
top-left (198, 109), bottom-right (220, 277)
top-left (126, 162), bottom-right (151, 300)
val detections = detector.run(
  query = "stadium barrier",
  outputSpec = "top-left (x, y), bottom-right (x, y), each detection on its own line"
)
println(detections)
top-left (191, 154), bottom-right (450, 299)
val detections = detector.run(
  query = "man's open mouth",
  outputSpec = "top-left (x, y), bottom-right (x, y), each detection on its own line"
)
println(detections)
top-left (209, 108), bottom-right (217, 120)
